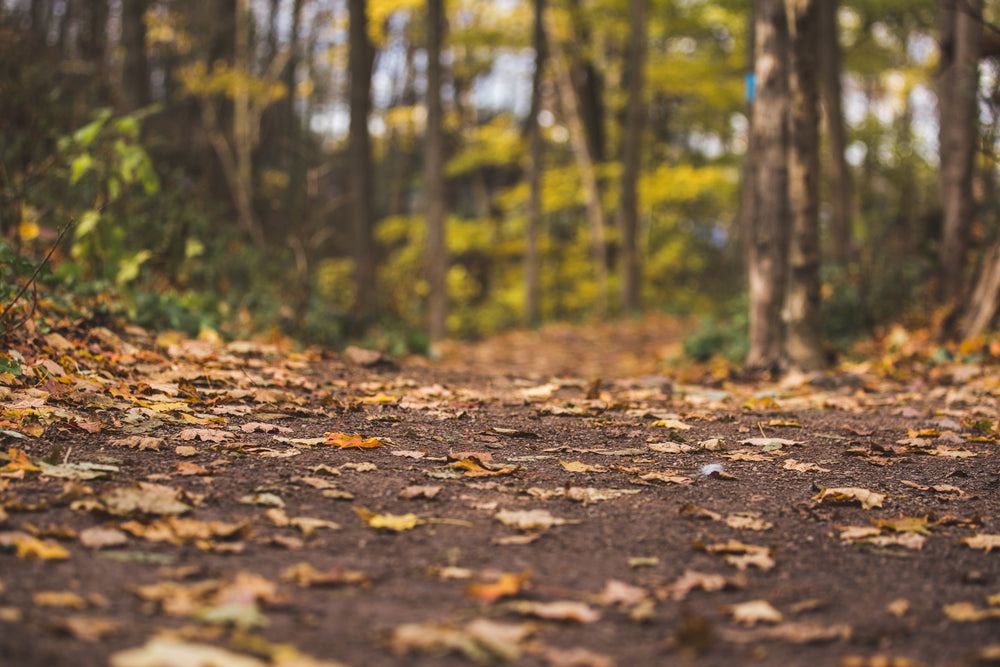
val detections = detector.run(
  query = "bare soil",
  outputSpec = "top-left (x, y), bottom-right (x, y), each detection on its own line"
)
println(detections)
top-left (0, 319), bottom-right (998, 667)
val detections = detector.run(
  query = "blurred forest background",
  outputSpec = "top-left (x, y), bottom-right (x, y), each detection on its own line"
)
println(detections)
top-left (1, 0), bottom-right (999, 367)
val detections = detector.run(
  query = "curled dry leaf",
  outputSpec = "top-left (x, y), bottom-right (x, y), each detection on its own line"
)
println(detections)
top-left (962, 533), bottom-right (1000, 553)
top-left (110, 436), bottom-right (164, 451)
top-left (495, 508), bottom-right (577, 531)
top-left (724, 600), bottom-right (783, 626)
top-left (504, 599), bottom-right (601, 623)
top-left (465, 570), bottom-right (531, 603)
top-left (177, 428), bottom-right (233, 443)
top-left (812, 487), bottom-right (885, 510)
top-left (398, 485), bottom-right (442, 499)
top-left (390, 618), bottom-right (536, 663)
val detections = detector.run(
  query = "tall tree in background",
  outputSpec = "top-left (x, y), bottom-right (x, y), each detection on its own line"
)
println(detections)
top-left (782, 0), bottom-right (823, 371)
top-left (525, 0), bottom-right (546, 328)
top-left (349, 0), bottom-right (376, 329)
top-left (817, 0), bottom-right (851, 265)
top-left (937, 0), bottom-right (982, 301)
top-left (618, 0), bottom-right (647, 314)
top-left (746, 0), bottom-right (789, 371)
top-left (425, 0), bottom-right (448, 342)
top-left (549, 18), bottom-right (609, 320)
top-left (121, 0), bottom-right (150, 112)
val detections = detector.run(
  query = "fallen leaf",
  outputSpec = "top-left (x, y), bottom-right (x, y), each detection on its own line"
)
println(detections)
top-left (596, 579), bottom-right (648, 606)
top-left (111, 436), bottom-right (164, 451)
top-left (79, 526), bottom-right (129, 549)
top-left (724, 599), bottom-right (783, 626)
top-left (355, 507), bottom-right (422, 531)
top-left (943, 601), bottom-right (1000, 622)
top-left (398, 485), bottom-right (442, 499)
top-left (324, 432), bottom-right (384, 448)
top-left (390, 618), bottom-right (535, 663)
top-left (110, 637), bottom-right (266, 667)
top-left (50, 615), bottom-right (118, 642)
top-left (495, 508), bottom-right (577, 531)
top-left (505, 599), bottom-right (601, 623)
top-left (465, 570), bottom-right (531, 603)
top-left (100, 483), bottom-right (192, 516)
top-left (783, 458), bottom-right (830, 473)
top-left (962, 533), bottom-right (1000, 553)
top-left (725, 512), bottom-right (773, 531)
top-left (533, 646), bottom-right (614, 667)
top-left (177, 428), bottom-right (233, 443)
top-left (718, 621), bottom-right (851, 644)
top-left (812, 487), bottom-right (885, 510)
top-left (237, 493), bottom-right (285, 508)
top-left (559, 459), bottom-right (606, 473)
top-left (666, 569), bottom-right (747, 600)
top-left (33, 590), bottom-right (87, 608)
top-left (280, 562), bottom-right (371, 588)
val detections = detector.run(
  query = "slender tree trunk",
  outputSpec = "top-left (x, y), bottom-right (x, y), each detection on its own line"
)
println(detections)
top-left (619, 0), bottom-right (647, 314)
top-left (550, 29), bottom-right (609, 320)
top-left (746, 0), bottom-right (790, 371)
top-left (938, 0), bottom-right (981, 301)
top-left (817, 0), bottom-right (851, 265)
top-left (783, 0), bottom-right (824, 371)
top-left (525, 0), bottom-right (546, 328)
top-left (425, 0), bottom-right (448, 342)
top-left (121, 0), bottom-right (150, 112)
top-left (349, 0), bottom-right (376, 330)
top-left (737, 0), bottom-right (756, 266)
top-left (565, 0), bottom-right (605, 163)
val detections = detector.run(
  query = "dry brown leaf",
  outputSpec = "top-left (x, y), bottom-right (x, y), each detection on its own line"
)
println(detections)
top-left (505, 599), bottom-right (601, 623)
top-left (812, 487), bottom-right (885, 510)
top-left (465, 570), bottom-right (531, 603)
top-left (33, 590), bottom-right (87, 608)
top-left (724, 599), bottom-right (783, 626)
top-left (495, 508), bottom-right (576, 531)
top-left (962, 533), bottom-right (1000, 553)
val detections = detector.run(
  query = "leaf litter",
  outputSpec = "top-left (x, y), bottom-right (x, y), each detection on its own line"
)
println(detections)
top-left (0, 318), bottom-right (999, 665)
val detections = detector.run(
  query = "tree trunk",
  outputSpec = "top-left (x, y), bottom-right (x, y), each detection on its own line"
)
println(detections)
top-left (937, 0), bottom-right (981, 301)
top-left (425, 0), bottom-right (448, 343)
top-left (566, 0), bottom-right (605, 163)
top-left (618, 0), bottom-right (647, 314)
top-left (959, 242), bottom-right (1000, 339)
top-left (783, 0), bottom-right (824, 371)
top-left (525, 0), bottom-right (546, 328)
top-left (550, 28), bottom-right (609, 321)
top-left (817, 0), bottom-right (851, 265)
top-left (746, 0), bottom-right (790, 371)
top-left (349, 0), bottom-right (376, 331)
top-left (121, 0), bottom-right (150, 112)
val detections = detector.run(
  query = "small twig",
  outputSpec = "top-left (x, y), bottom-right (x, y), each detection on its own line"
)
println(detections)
top-left (757, 421), bottom-right (767, 438)
top-left (62, 445), bottom-right (72, 465)
top-left (0, 215), bottom-right (80, 334)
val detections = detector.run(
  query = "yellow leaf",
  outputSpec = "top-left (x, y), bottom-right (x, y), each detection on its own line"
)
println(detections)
top-left (33, 590), bottom-right (87, 609)
top-left (812, 487), bottom-right (885, 510)
top-left (13, 535), bottom-right (70, 560)
top-left (354, 506), bottom-right (421, 531)
top-left (559, 460), bottom-right (605, 473)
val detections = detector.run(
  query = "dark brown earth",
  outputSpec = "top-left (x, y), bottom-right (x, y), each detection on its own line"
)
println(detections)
top-left (1, 318), bottom-right (999, 667)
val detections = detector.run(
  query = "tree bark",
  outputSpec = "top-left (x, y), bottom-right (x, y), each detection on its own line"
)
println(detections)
top-left (425, 0), bottom-right (448, 343)
top-left (783, 0), bottom-right (824, 371)
top-left (817, 0), bottom-right (851, 265)
top-left (349, 0), bottom-right (376, 330)
top-left (618, 0), bottom-right (647, 314)
top-left (121, 0), bottom-right (150, 112)
top-left (746, 0), bottom-right (790, 371)
top-left (549, 24), bottom-right (609, 321)
top-left (525, 0), bottom-right (546, 328)
top-left (937, 0), bottom-right (981, 301)
top-left (565, 0), bottom-right (605, 163)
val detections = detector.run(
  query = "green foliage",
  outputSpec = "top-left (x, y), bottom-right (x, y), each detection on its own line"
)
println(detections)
top-left (683, 304), bottom-right (749, 364)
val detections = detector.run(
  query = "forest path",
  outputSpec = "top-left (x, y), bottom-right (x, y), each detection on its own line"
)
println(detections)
top-left (429, 312), bottom-right (697, 380)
